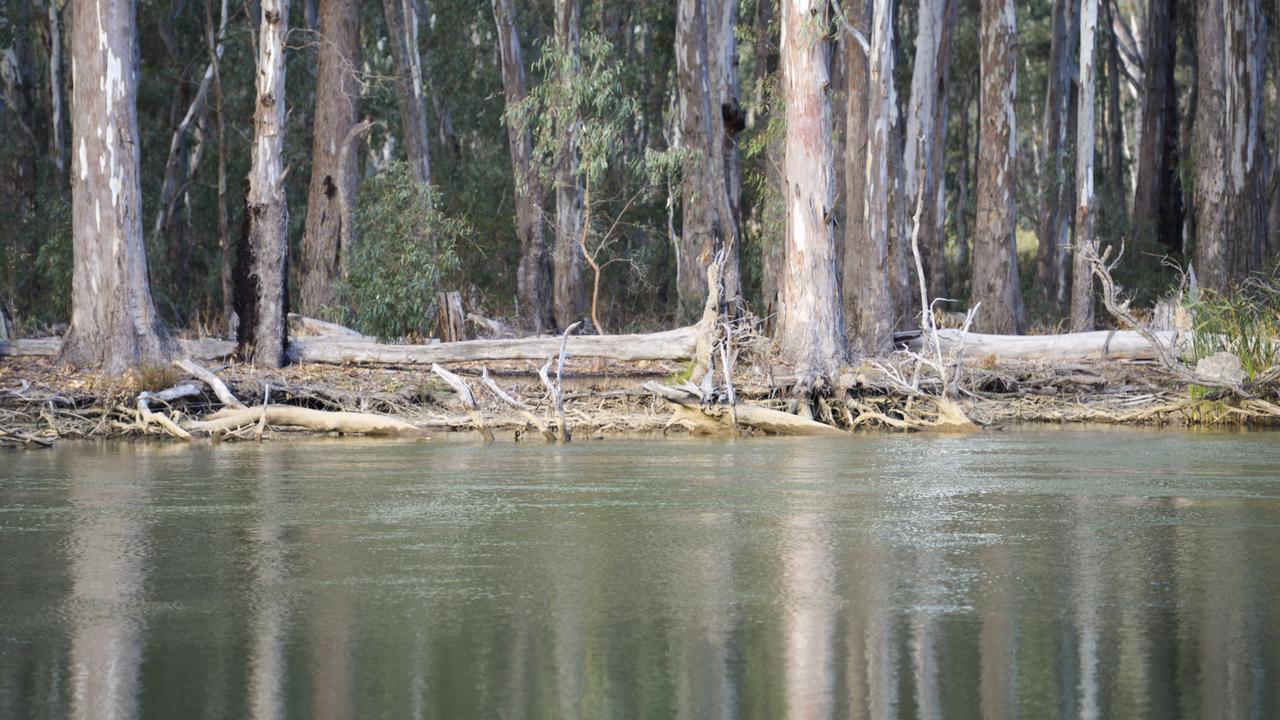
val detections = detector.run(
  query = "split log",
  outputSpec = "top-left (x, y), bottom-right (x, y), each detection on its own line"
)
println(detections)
top-left (289, 326), bottom-right (698, 365)
top-left (916, 329), bottom-right (1189, 361)
top-left (436, 291), bottom-right (466, 342)
top-left (644, 382), bottom-right (846, 437)
top-left (185, 405), bottom-right (421, 435)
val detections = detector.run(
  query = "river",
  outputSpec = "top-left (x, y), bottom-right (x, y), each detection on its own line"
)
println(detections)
top-left (2, 429), bottom-right (1279, 718)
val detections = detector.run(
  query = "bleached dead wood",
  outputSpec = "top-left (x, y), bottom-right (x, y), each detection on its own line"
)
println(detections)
top-left (644, 382), bottom-right (846, 436)
top-left (174, 359), bottom-right (245, 408)
top-left (916, 328), bottom-right (1189, 361)
top-left (431, 363), bottom-right (494, 441)
top-left (287, 313), bottom-right (370, 340)
top-left (479, 367), bottom-right (554, 441)
top-left (185, 406), bottom-right (421, 435)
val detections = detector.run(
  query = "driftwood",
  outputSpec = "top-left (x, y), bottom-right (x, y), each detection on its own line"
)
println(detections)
top-left (186, 405), bottom-right (421, 435)
top-left (174, 358), bottom-right (245, 408)
top-left (539, 322), bottom-right (581, 442)
top-left (136, 382), bottom-right (203, 440)
top-left (644, 381), bottom-right (846, 436)
top-left (430, 363), bottom-right (494, 441)
top-left (479, 367), bottom-right (554, 441)
top-left (915, 328), bottom-right (1188, 361)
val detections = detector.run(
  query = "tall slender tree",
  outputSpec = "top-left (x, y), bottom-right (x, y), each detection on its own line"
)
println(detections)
top-left (236, 0), bottom-right (290, 367)
top-left (1072, 0), bottom-right (1099, 332)
top-left (778, 0), bottom-right (846, 386)
top-left (60, 0), bottom-right (174, 373)
top-left (493, 0), bottom-right (552, 332)
top-left (300, 0), bottom-right (361, 317)
top-left (1193, 0), bottom-right (1267, 292)
top-left (849, 0), bottom-right (895, 354)
top-left (383, 0), bottom-right (432, 185)
top-left (1036, 0), bottom-right (1078, 304)
top-left (1132, 0), bottom-right (1182, 251)
top-left (675, 0), bottom-right (742, 316)
top-left (840, 0), bottom-right (871, 344)
top-left (552, 0), bottom-right (586, 329)
top-left (972, 0), bottom-right (1024, 334)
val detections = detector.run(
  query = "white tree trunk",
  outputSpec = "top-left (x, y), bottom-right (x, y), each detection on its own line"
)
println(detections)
top-left (1071, 0), bottom-right (1098, 332)
top-left (238, 0), bottom-right (290, 367)
top-left (61, 0), bottom-right (174, 373)
top-left (383, 0), bottom-right (432, 185)
top-left (552, 0), bottom-right (586, 329)
top-left (778, 0), bottom-right (847, 385)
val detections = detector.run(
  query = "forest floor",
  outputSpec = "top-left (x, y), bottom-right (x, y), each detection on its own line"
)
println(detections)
top-left (3, 348), bottom-right (1276, 448)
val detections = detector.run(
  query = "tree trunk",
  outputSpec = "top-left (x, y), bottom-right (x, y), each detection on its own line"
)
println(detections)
top-left (841, 0), bottom-right (871, 344)
top-left (1036, 0), bottom-right (1078, 305)
top-left (300, 0), bottom-right (360, 317)
top-left (778, 0), bottom-right (847, 384)
top-left (47, 0), bottom-right (70, 180)
top-left (675, 0), bottom-right (743, 319)
top-left (492, 0), bottom-right (552, 333)
top-left (236, 0), bottom-right (290, 368)
top-left (972, 0), bottom-right (1024, 334)
top-left (552, 0), bottom-right (586, 330)
top-left (849, 0), bottom-right (895, 355)
top-left (1104, 0), bottom-right (1126, 195)
top-left (1071, 0), bottom-right (1099, 332)
top-left (61, 0), bottom-right (174, 373)
top-left (1132, 0), bottom-right (1182, 251)
top-left (904, 0), bottom-right (958, 303)
top-left (955, 78), bottom-right (972, 285)
top-left (383, 0), bottom-right (432, 185)
top-left (1193, 0), bottom-right (1267, 292)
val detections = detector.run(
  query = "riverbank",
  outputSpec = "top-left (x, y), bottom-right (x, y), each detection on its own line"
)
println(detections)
top-left (3, 346), bottom-right (1277, 448)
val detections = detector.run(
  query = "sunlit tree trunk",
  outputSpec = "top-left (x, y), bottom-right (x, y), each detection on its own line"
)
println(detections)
top-left (493, 0), bottom-right (553, 332)
top-left (552, 0), bottom-right (586, 330)
top-left (1036, 0), bottom-right (1078, 305)
top-left (849, 0), bottom-right (895, 354)
top-left (383, 0), bottom-right (432, 185)
top-left (904, 0), bottom-right (958, 302)
top-left (1193, 0), bottom-right (1267, 291)
top-left (61, 0), bottom-right (174, 373)
top-left (675, 0), bottom-right (742, 318)
top-left (778, 0), bottom-right (846, 385)
top-left (1072, 0), bottom-right (1098, 332)
top-left (973, 0), bottom-right (1024, 334)
top-left (300, 0), bottom-right (360, 317)
top-left (236, 0), bottom-right (290, 367)
top-left (1132, 0), bottom-right (1182, 251)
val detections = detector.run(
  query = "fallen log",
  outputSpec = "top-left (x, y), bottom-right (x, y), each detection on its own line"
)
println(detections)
top-left (644, 381), bottom-right (846, 437)
top-left (289, 326), bottom-right (697, 365)
top-left (1, 337), bottom-right (237, 360)
top-left (917, 329), bottom-right (1189, 362)
top-left (185, 405), bottom-right (422, 436)
top-left (287, 313), bottom-right (371, 340)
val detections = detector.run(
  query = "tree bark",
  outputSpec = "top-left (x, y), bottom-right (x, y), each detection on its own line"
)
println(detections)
top-left (841, 0), bottom-right (871, 345)
top-left (300, 0), bottom-right (361, 317)
top-left (236, 0), bottom-right (290, 368)
top-left (904, 0), bottom-right (957, 302)
top-left (675, 0), bottom-right (743, 317)
top-left (1193, 0), bottom-right (1267, 292)
top-left (47, 0), bottom-right (70, 180)
top-left (849, 0), bottom-right (895, 355)
top-left (492, 0), bottom-right (552, 332)
top-left (1132, 0), bottom-right (1182, 251)
top-left (1036, 0), bottom-right (1078, 305)
top-left (552, 0), bottom-right (586, 329)
top-left (778, 0), bottom-right (847, 383)
top-left (972, 0), bottom-right (1024, 334)
top-left (1072, 0), bottom-right (1099, 332)
top-left (382, 0), bottom-right (432, 185)
top-left (60, 0), bottom-right (174, 373)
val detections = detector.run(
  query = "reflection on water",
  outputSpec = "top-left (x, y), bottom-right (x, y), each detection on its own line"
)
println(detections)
top-left (2, 430), bottom-right (1280, 719)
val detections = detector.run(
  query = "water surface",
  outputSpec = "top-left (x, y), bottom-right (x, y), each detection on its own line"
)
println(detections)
top-left (2, 429), bottom-right (1280, 718)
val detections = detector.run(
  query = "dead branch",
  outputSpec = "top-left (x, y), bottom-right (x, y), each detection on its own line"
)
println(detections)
top-left (175, 358), bottom-right (245, 408)
top-left (479, 367), bottom-right (554, 441)
top-left (644, 381), bottom-right (845, 436)
top-left (431, 363), bottom-right (494, 442)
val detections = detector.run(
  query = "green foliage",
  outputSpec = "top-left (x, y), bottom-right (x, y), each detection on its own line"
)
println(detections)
top-left (0, 189), bottom-right (73, 329)
top-left (337, 163), bottom-right (464, 340)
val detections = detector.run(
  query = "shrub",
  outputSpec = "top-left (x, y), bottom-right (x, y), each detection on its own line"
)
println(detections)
top-left (337, 162), bottom-right (464, 340)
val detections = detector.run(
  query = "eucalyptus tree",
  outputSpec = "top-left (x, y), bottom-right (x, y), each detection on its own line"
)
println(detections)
top-left (778, 0), bottom-right (847, 386)
top-left (972, 0), bottom-right (1024, 334)
top-left (1132, 0), bottom-right (1182, 252)
top-left (1071, 0), bottom-right (1098, 332)
top-left (60, 0), bottom-right (174, 373)
top-left (236, 0), bottom-right (290, 367)
top-left (300, 0), bottom-right (362, 317)
top-left (551, 0), bottom-right (586, 329)
top-left (382, 0), bottom-right (432, 185)
top-left (1036, 0), bottom-right (1077, 305)
top-left (1193, 0), bottom-right (1268, 292)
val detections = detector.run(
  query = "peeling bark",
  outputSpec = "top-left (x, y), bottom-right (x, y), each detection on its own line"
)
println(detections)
top-left (1036, 0), bottom-right (1078, 305)
top-left (973, 0), bottom-right (1024, 334)
top-left (61, 0), bottom-right (174, 373)
top-left (778, 0), bottom-right (847, 384)
top-left (300, 0), bottom-right (361, 316)
top-left (236, 0), bottom-right (290, 368)
top-left (1072, 0), bottom-right (1099, 332)
top-left (1193, 0), bottom-right (1268, 292)
top-left (383, 0), bottom-right (432, 185)
top-left (493, 0), bottom-right (552, 332)
top-left (552, 0), bottom-right (586, 329)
